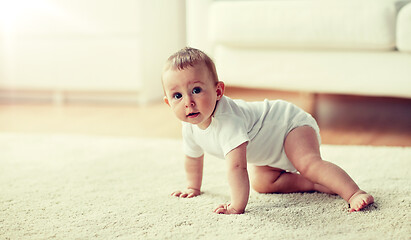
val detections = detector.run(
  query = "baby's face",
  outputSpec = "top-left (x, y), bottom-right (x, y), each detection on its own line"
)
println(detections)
top-left (163, 64), bottom-right (224, 130)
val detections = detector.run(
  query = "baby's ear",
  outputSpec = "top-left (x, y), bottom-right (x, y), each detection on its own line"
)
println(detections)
top-left (163, 96), bottom-right (170, 106)
top-left (216, 81), bottom-right (225, 100)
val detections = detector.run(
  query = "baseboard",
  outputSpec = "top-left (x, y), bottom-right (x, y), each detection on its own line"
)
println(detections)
top-left (0, 89), bottom-right (162, 105)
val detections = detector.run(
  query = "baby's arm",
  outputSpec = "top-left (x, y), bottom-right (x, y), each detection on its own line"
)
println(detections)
top-left (214, 142), bottom-right (250, 214)
top-left (171, 155), bottom-right (204, 198)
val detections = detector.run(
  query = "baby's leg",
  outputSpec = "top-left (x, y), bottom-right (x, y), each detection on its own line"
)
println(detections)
top-left (251, 165), bottom-right (333, 194)
top-left (283, 126), bottom-right (374, 211)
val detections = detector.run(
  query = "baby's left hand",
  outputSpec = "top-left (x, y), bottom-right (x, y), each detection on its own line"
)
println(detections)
top-left (214, 203), bottom-right (244, 214)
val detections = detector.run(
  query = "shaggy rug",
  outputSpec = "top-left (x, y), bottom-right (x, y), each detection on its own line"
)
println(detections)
top-left (0, 133), bottom-right (410, 239)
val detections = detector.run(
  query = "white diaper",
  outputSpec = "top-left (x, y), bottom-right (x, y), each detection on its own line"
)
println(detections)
top-left (245, 100), bottom-right (320, 172)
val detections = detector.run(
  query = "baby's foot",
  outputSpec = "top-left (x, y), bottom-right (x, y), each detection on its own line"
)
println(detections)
top-left (348, 190), bottom-right (374, 212)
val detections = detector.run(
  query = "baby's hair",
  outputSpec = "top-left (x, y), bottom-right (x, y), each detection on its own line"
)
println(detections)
top-left (163, 47), bottom-right (219, 84)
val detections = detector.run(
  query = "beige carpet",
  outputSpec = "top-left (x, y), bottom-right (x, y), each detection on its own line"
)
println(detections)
top-left (1, 133), bottom-right (410, 239)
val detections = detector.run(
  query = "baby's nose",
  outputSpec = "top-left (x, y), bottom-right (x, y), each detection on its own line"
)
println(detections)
top-left (185, 97), bottom-right (195, 108)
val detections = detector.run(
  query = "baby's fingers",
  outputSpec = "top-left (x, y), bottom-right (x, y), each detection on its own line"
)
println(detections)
top-left (214, 204), bottom-right (225, 211)
top-left (215, 208), bottom-right (227, 214)
top-left (213, 203), bottom-right (243, 214)
top-left (214, 204), bottom-right (228, 214)
top-left (171, 191), bottom-right (191, 198)
top-left (171, 189), bottom-right (200, 198)
top-left (187, 193), bottom-right (195, 198)
top-left (180, 193), bottom-right (189, 198)
top-left (171, 191), bottom-right (182, 197)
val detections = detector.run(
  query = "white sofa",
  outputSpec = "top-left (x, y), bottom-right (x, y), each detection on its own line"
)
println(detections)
top-left (186, 0), bottom-right (411, 100)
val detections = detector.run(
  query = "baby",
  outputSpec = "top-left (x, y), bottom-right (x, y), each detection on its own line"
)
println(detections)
top-left (162, 47), bottom-right (374, 214)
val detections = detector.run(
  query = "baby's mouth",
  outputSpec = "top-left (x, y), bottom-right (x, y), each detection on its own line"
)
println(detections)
top-left (187, 112), bottom-right (200, 118)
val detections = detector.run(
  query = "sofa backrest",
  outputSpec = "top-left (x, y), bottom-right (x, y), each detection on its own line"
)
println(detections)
top-left (186, 0), bottom-right (411, 53)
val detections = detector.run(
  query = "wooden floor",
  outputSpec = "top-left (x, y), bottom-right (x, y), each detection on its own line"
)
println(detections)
top-left (1, 87), bottom-right (410, 146)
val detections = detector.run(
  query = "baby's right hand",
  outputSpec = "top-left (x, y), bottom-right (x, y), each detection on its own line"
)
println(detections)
top-left (171, 188), bottom-right (201, 198)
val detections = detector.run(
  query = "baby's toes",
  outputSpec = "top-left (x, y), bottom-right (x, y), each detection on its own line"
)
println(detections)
top-left (349, 204), bottom-right (358, 212)
top-left (349, 200), bottom-right (361, 212)
top-left (357, 200), bottom-right (366, 210)
top-left (350, 197), bottom-right (373, 212)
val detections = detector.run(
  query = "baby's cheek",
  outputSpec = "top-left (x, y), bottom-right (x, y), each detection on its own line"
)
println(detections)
top-left (174, 107), bottom-right (185, 118)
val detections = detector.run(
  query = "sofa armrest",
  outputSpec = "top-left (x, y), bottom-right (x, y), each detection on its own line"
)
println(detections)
top-left (397, 2), bottom-right (411, 52)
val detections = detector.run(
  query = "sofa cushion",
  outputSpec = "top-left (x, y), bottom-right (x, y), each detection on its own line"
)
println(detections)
top-left (397, 2), bottom-right (411, 52)
top-left (209, 0), bottom-right (397, 50)
top-left (214, 45), bottom-right (411, 98)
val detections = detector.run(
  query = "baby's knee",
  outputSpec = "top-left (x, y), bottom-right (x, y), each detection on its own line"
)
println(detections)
top-left (293, 155), bottom-right (323, 176)
top-left (251, 180), bottom-right (271, 194)
top-left (251, 171), bottom-right (282, 194)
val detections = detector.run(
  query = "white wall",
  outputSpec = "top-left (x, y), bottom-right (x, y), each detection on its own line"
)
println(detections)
top-left (0, 0), bottom-right (186, 104)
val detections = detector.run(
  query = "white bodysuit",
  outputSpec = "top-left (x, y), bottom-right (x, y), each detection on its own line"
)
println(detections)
top-left (182, 96), bottom-right (321, 172)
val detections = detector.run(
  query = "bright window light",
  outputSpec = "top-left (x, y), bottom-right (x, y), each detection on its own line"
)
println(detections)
top-left (0, 0), bottom-right (64, 33)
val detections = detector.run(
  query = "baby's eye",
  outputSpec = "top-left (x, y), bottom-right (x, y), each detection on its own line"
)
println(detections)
top-left (173, 93), bottom-right (182, 100)
top-left (192, 87), bottom-right (202, 94)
